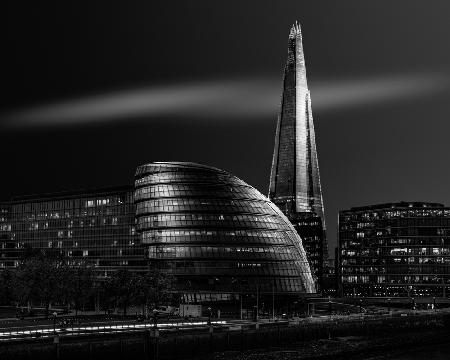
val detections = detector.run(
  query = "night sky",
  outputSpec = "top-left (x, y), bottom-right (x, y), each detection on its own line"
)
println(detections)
top-left (2, 1), bottom-right (450, 255)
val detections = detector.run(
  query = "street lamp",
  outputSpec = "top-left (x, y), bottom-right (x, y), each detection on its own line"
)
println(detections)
top-left (272, 278), bottom-right (275, 321)
top-left (52, 311), bottom-right (58, 333)
top-left (239, 293), bottom-right (243, 320)
top-left (387, 298), bottom-right (391, 314)
top-left (327, 297), bottom-right (332, 340)
top-left (231, 277), bottom-right (245, 320)
top-left (255, 278), bottom-right (259, 323)
top-left (207, 307), bottom-right (212, 326)
top-left (152, 309), bottom-right (158, 329)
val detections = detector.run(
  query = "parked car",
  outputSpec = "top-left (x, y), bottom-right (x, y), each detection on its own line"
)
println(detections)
top-left (156, 306), bottom-right (179, 316)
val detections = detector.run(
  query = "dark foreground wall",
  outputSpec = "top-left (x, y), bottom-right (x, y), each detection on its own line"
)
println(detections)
top-left (1, 314), bottom-right (450, 360)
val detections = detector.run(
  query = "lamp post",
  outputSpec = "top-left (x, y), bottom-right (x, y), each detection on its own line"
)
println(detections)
top-left (240, 293), bottom-right (243, 320)
top-left (152, 309), bottom-right (158, 329)
top-left (433, 296), bottom-right (436, 311)
top-left (151, 308), bottom-right (159, 360)
top-left (387, 298), bottom-right (391, 314)
top-left (231, 277), bottom-right (244, 320)
top-left (52, 312), bottom-right (58, 334)
top-left (272, 278), bottom-right (275, 321)
top-left (327, 296), bottom-right (332, 340)
top-left (255, 278), bottom-right (259, 323)
top-left (207, 307), bottom-right (212, 326)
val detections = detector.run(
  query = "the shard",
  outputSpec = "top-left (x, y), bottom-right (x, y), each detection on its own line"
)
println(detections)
top-left (269, 22), bottom-right (327, 288)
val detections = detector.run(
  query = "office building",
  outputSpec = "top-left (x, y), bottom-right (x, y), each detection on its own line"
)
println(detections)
top-left (269, 22), bottom-right (327, 287)
top-left (339, 202), bottom-right (450, 297)
top-left (0, 187), bottom-right (145, 276)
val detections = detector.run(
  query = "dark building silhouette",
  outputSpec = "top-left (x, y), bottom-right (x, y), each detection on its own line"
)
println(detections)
top-left (322, 257), bottom-right (337, 296)
top-left (339, 202), bottom-right (450, 297)
top-left (0, 204), bottom-right (13, 269)
top-left (0, 162), bottom-right (316, 303)
top-left (135, 162), bottom-right (315, 303)
top-left (269, 22), bottom-right (327, 288)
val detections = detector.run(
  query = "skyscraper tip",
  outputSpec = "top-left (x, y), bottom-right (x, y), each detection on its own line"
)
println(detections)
top-left (289, 21), bottom-right (302, 39)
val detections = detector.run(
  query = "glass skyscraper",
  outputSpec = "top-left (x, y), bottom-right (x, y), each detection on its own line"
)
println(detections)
top-left (269, 22), bottom-right (327, 288)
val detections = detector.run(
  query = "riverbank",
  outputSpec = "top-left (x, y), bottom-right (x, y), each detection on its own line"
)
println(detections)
top-left (205, 329), bottom-right (450, 360)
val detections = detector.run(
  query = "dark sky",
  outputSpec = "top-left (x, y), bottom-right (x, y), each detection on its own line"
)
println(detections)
top-left (2, 1), bottom-right (450, 255)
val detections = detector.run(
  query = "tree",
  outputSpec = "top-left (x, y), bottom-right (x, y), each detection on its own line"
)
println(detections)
top-left (69, 262), bottom-right (95, 316)
top-left (0, 269), bottom-right (14, 305)
top-left (103, 269), bottom-right (138, 316)
top-left (135, 266), bottom-right (175, 315)
top-left (13, 255), bottom-right (46, 310)
top-left (11, 251), bottom-right (72, 318)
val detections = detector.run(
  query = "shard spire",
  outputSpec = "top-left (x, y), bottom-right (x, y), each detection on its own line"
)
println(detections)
top-left (269, 22), bottom-right (325, 223)
top-left (269, 23), bottom-right (327, 286)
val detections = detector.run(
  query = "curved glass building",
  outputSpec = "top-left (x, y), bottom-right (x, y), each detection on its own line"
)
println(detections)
top-left (135, 162), bottom-right (315, 303)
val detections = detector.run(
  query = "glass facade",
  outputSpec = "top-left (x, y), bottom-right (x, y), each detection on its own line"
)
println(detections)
top-left (338, 202), bottom-right (450, 297)
top-left (269, 22), bottom-right (327, 286)
top-left (135, 162), bottom-right (315, 302)
top-left (0, 187), bottom-right (146, 276)
top-left (0, 161), bottom-right (316, 303)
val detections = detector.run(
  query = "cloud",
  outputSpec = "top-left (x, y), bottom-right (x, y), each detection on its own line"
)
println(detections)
top-left (1, 72), bottom-right (449, 128)
top-left (310, 73), bottom-right (450, 111)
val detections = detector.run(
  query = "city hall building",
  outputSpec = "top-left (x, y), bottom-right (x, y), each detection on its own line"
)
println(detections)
top-left (338, 202), bottom-right (450, 297)
top-left (0, 162), bottom-right (316, 303)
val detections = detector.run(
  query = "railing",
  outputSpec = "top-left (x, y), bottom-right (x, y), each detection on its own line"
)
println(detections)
top-left (1, 312), bottom-right (449, 360)
top-left (0, 319), bottom-right (228, 342)
top-left (1, 309), bottom-right (448, 343)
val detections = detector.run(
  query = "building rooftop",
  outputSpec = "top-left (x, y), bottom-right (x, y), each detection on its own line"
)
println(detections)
top-left (8, 185), bottom-right (133, 203)
top-left (343, 202), bottom-right (445, 212)
top-left (136, 161), bottom-right (228, 175)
